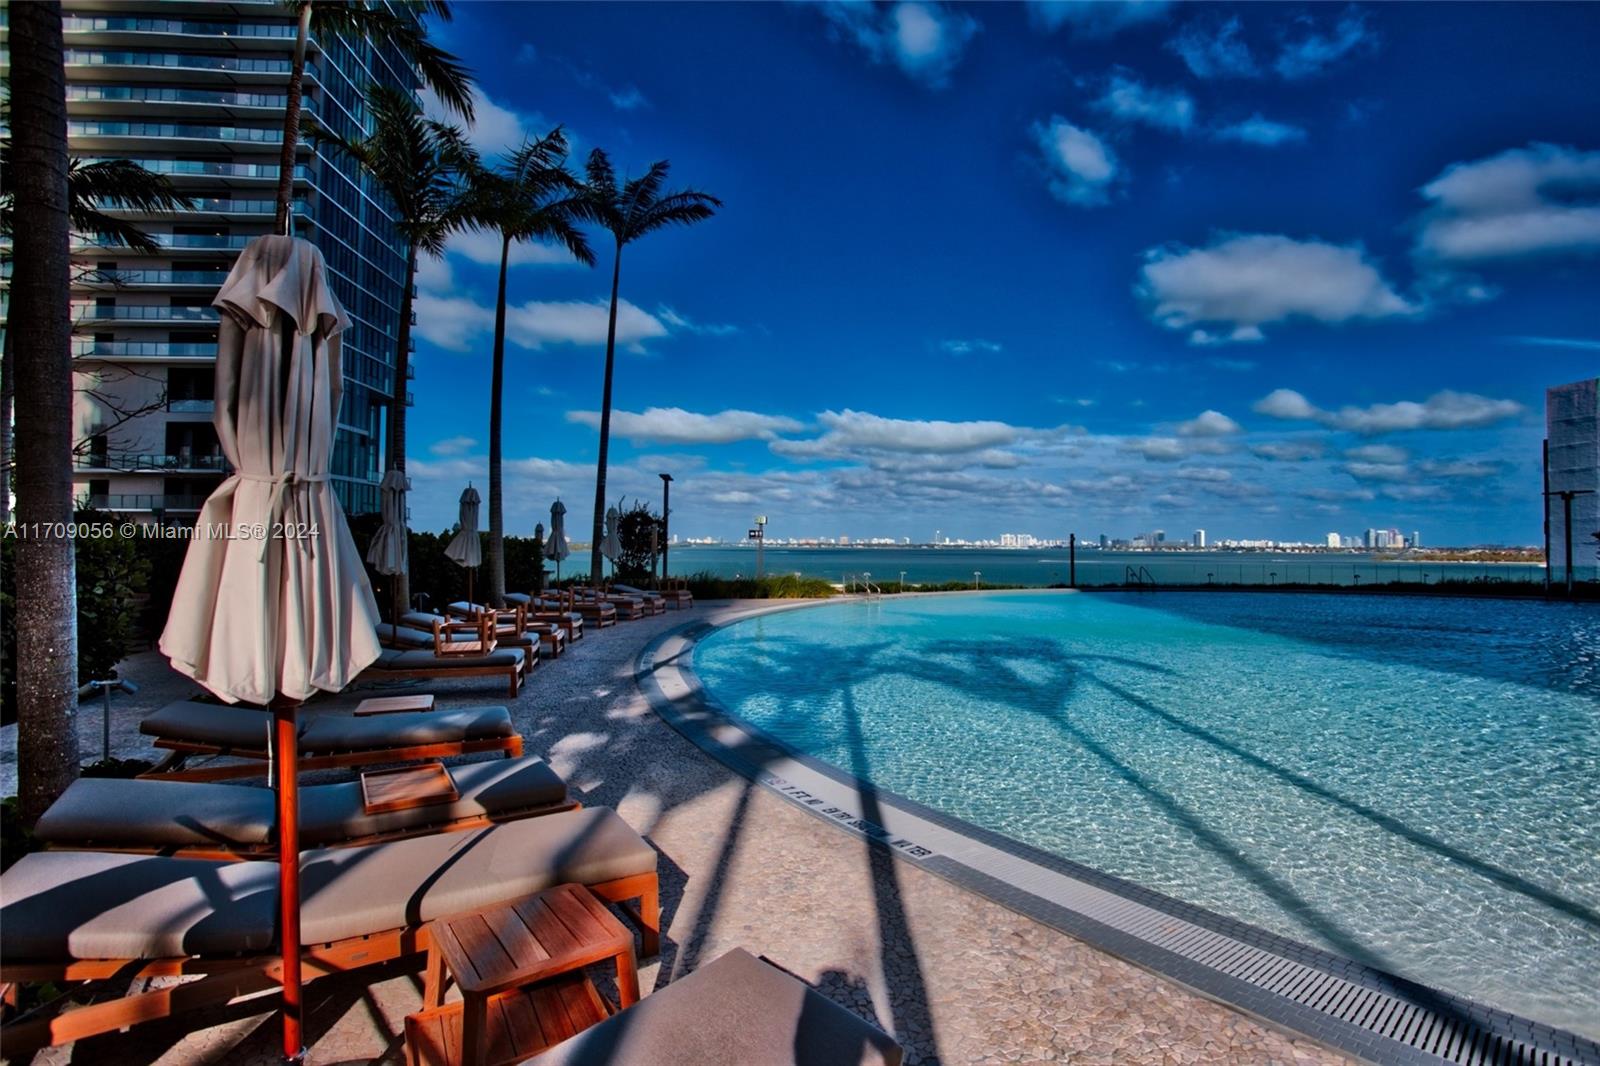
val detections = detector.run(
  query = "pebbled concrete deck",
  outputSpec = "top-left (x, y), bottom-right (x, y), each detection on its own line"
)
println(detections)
top-left (2, 601), bottom-right (1347, 1065)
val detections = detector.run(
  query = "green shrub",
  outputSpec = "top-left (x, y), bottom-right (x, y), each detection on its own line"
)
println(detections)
top-left (679, 571), bottom-right (836, 599)
top-left (73, 510), bottom-right (151, 683)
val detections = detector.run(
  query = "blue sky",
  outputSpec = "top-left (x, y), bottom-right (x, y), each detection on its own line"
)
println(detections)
top-left (406, 1), bottom-right (1599, 546)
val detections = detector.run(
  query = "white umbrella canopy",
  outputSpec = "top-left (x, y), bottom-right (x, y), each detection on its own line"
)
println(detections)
top-left (601, 505), bottom-right (623, 578)
top-left (444, 483), bottom-right (481, 603)
top-left (159, 235), bottom-right (382, 704)
top-left (366, 468), bottom-right (410, 621)
top-left (156, 233), bottom-right (381, 1063)
top-left (544, 499), bottom-right (570, 582)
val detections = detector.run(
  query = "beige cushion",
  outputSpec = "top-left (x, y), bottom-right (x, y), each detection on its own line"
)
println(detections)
top-left (298, 706), bottom-right (512, 752)
top-left (0, 808), bottom-right (653, 961)
top-left (521, 948), bottom-right (903, 1066)
top-left (140, 700), bottom-right (273, 751)
top-left (373, 647), bottom-right (524, 671)
top-left (32, 756), bottom-right (567, 850)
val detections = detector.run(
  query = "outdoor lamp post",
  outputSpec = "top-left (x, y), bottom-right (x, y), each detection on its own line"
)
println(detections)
top-left (899, 570), bottom-right (906, 593)
top-left (973, 570), bottom-right (981, 590)
top-left (659, 473), bottom-right (673, 584)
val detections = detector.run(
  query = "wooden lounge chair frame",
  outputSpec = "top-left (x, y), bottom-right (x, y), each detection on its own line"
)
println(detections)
top-left (445, 602), bottom-right (567, 659)
top-left (141, 731), bottom-right (525, 784)
top-left (358, 646), bottom-right (525, 699)
top-left (0, 872), bottom-right (659, 1056)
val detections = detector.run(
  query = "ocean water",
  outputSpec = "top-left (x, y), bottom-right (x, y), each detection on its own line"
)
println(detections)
top-left (693, 591), bottom-right (1600, 1037)
top-left (665, 545), bottom-right (1543, 588)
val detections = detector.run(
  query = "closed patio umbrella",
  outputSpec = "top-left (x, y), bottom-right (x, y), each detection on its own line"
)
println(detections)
top-left (445, 483), bottom-right (482, 604)
top-left (601, 505), bottom-right (622, 581)
top-left (158, 234), bottom-right (381, 1063)
top-left (544, 499), bottom-right (570, 584)
top-left (366, 467), bottom-right (410, 620)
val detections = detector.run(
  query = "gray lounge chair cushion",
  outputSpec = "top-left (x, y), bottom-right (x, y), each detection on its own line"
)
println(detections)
top-left (32, 756), bottom-right (566, 849)
top-left (298, 706), bottom-right (513, 752)
top-left (521, 948), bottom-right (903, 1066)
top-left (377, 623), bottom-right (436, 649)
top-left (373, 647), bottom-right (524, 671)
top-left (0, 807), bottom-right (653, 961)
top-left (141, 700), bottom-right (273, 751)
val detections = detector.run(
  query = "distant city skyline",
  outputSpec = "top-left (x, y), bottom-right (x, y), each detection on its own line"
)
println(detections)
top-left (401, 4), bottom-right (1597, 546)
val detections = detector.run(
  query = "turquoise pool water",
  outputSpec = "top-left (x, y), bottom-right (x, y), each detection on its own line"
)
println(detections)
top-left (693, 591), bottom-right (1600, 1038)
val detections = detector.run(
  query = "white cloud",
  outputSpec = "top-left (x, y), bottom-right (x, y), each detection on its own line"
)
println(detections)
top-left (1124, 436), bottom-right (1187, 461)
top-left (429, 435), bottom-right (477, 457)
top-left (1505, 336), bottom-right (1600, 352)
top-left (1138, 234), bottom-right (1416, 343)
top-left (1253, 388), bottom-right (1524, 435)
top-left (1419, 459), bottom-right (1500, 479)
top-left (1273, 9), bottom-right (1376, 79)
top-left (1175, 466), bottom-right (1232, 482)
top-left (1168, 16), bottom-right (1256, 79)
top-left (1344, 461), bottom-right (1412, 482)
top-left (940, 338), bottom-right (1003, 355)
top-left (1414, 144), bottom-right (1600, 262)
top-left (1251, 440), bottom-right (1323, 461)
top-left (565, 407), bottom-right (805, 445)
top-left (415, 252), bottom-right (453, 294)
top-left (445, 228), bottom-right (581, 269)
top-left (817, 1), bottom-right (979, 88)
top-left (1028, 0), bottom-right (1170, 37)
top-left (1093, 74), bottom-right (1195, 133)
top-left (1345, 443), bottom-right (1409, 464)
top-left (609, 86), bottom-right (650, 111)
top-left (1033, 117), bottom-right (1121, 207)
top-left (506, 299), bottom-right (667, 352)
top-left (412, 292), bottom-right (494, 351)
top-left (423, 85), bottom-right (548, 156)
top-left (1175, 409), bottom-right (1241, 437)
top-left (656, 307), bottom-right (739, 337)
top-left (774, 409), bottom-right (1030, 458)
top-left (1212, 114), bottom-right (1306, 147)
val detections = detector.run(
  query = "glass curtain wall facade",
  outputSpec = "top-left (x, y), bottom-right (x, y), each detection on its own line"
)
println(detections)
top-left (1, 2), bottom-right (417, 518)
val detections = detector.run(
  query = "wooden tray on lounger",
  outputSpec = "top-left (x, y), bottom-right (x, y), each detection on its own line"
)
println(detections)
top-left (361, 762), bottom-right (459, 815)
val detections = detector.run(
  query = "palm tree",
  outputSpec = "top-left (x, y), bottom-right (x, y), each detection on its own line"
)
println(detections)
top-left (1, 148), bottom-right (193, 527)
top-left (581, 151), bottom-right (720, 582)
top-left (271, 0), bottom-right (475, 231)
top-left (326, 85), bottom-right (477, 611)
top-left (465, 133), bottom-right (595, 605)
top-left (6, 0), bottom-right (78, 824)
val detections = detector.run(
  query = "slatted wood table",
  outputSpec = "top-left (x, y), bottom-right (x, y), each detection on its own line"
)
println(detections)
top-left (408, 883), bottom-right (638, 1066)
top-left (354, 693), bottom-right (436, 716)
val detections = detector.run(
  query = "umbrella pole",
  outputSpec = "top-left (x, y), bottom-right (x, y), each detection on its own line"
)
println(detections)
top-left (271, 694), bottom-right (306, 1064)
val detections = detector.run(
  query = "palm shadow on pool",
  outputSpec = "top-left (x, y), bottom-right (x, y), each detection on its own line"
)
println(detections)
top-left (724, 630), bottom-right (1600, 982)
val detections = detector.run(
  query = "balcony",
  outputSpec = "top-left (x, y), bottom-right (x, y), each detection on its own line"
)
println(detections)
top-left (73, 305), bottom-right (219, 325)
top-left (76, 269), bottom-right (231, 289)
top-left (63, 50), bottom-right (304, 82)
top-left (67, 85), bottom-right (292, 114)
top-left (77, 493), bottom-right (209, 512)
top-left (73, 340), bottom-right (215, 361)
top-left (74, 158), bottom-right (310, 186)
top-left (68, 119), bottom-right (290, 150)
top-left (75, 452), bottom-right (229, 473)
top-left (167, 398), bottom-right (216, 414)
top-left (62, 15), bottom-right (298, 41)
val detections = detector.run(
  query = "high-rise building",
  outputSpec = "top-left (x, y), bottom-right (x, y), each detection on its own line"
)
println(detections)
top-left (1411, 531), bottom-right (1421, 549)
top-left (23, 5), bottom-right (419, 521)
top-left (1326, 532), bottom-right (1341, 548)
top-left (1364, 528), bottom-right (1377, 549)
top-left (1546, 378), bottom-right (1600, 582)
top-left (1192, 529), bottom-right (1205, 548)
top-left (1098, 533), bottom-right (1108, 549)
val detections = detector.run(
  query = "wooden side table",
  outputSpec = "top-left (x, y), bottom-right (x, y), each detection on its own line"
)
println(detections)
top-left (355, 694), bottom-right (436, 716)
top-left (411, 883), bottom-right (638, 1066)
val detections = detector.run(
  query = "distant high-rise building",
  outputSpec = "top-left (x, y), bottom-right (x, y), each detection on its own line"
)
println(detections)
top-left (1098, 533), bottom-right (1108, 549)
top-left (1192, 529), bottom-right (1206, 548)
top-left (839, 534), bottom-right (850, 545)
top-left (1546, 378), bottom-right (1600, 582)
top-left (1154, 530), bottom-right (1166, 544)
top-left (1326, 532), bottom-right (1341, 548)
top-left (1411, 530), bottom-right (1422, 549)
top-left (1364, 528), bottom-right (1378, 549)
top-left (32, 3), bottom-right (421, 521)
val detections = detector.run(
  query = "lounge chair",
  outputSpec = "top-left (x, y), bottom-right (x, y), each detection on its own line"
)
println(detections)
top-left (548, 589), bottom-right (617, 628)
top-left (519, 947), bottom-right (902, 1065)
top-left (0, 807), bottom-right (660, 1054)
top-left (381, 613), bottom-right (554, 665)
top-left (361, 642), bottom-right (528, 697)
top-left (140, 700), bottom-right (523, 782)
top-left (657, 577), bottom-right (694, 610)
top-left (574, 586), bottom-right (645, 621)
top-left (438, 603), bottom-right (566, 658)
top-left (505, 593), bottom-right (586, 641)
top-left (34, 755), bottom-right (574, 858)
top-left (611, 583), bottom-right (667, 615)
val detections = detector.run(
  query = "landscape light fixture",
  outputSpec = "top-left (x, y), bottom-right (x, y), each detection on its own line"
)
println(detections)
top-left (659, 473), bottom-right (673, 584)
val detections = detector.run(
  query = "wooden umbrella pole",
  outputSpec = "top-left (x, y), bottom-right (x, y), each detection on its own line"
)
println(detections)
top-left (270, 693), bottom-right (305, 1064)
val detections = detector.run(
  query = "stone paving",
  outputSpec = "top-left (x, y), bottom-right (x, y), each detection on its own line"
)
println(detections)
top-left (0, 601), bottom-right (1350, 1065)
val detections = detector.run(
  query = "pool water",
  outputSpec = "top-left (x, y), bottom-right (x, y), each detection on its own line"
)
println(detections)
top-left (693, 591), bottom-right (1600, 1038)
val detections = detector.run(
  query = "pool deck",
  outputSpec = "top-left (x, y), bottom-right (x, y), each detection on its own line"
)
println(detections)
top-left (4, 599), bottom-right (1349, 1065)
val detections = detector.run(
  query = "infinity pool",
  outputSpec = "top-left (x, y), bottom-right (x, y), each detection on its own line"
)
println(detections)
top-left (694, 591), bottom-right (1600, 1038)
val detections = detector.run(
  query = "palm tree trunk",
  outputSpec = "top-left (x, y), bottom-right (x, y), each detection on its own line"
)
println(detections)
top-left (589, 243), bottom-right (623, 584)
top-left (486, 234), bottom-right (510, 606)
top-left (272, 1), bottom-right (313, 234)
top-left (10, 1), bottom-right (81, 824)
top-left (387, 245), bottom-right (417, 612)
top-left (2, 326), bottom-right (13, 527)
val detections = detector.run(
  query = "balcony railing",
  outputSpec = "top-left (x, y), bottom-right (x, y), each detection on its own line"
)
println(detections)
top-left (73, 305), bottom-right (219, 323)
top-left (67, 85), bottom-right (292, 109)
top-left (77, 493), bottom-right (209, 512)
top-left (77, 269), bottom-right (231, 287)
top-left (75, 158), bottom-right (310, 182)
top-left (62, 16), bottom-right (298, 38)
top-left (167, 398), bottom-right (216, 413)
top-left (64, 50), bottom-right (300, 75)
top-left (152, 234), bottom-right (257, 251)
top-left (76, 453), bottom-right (229, 473)
top-left (69, 120), bottom-right (286, 144)
top-left (73, 340), bottom-right (215, 359)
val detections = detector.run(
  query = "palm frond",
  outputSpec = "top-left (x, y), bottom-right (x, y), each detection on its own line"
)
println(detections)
top-left (309, 1), bottom-right (474, 121)
top-left (69, 208), bottom-right (166, 253)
